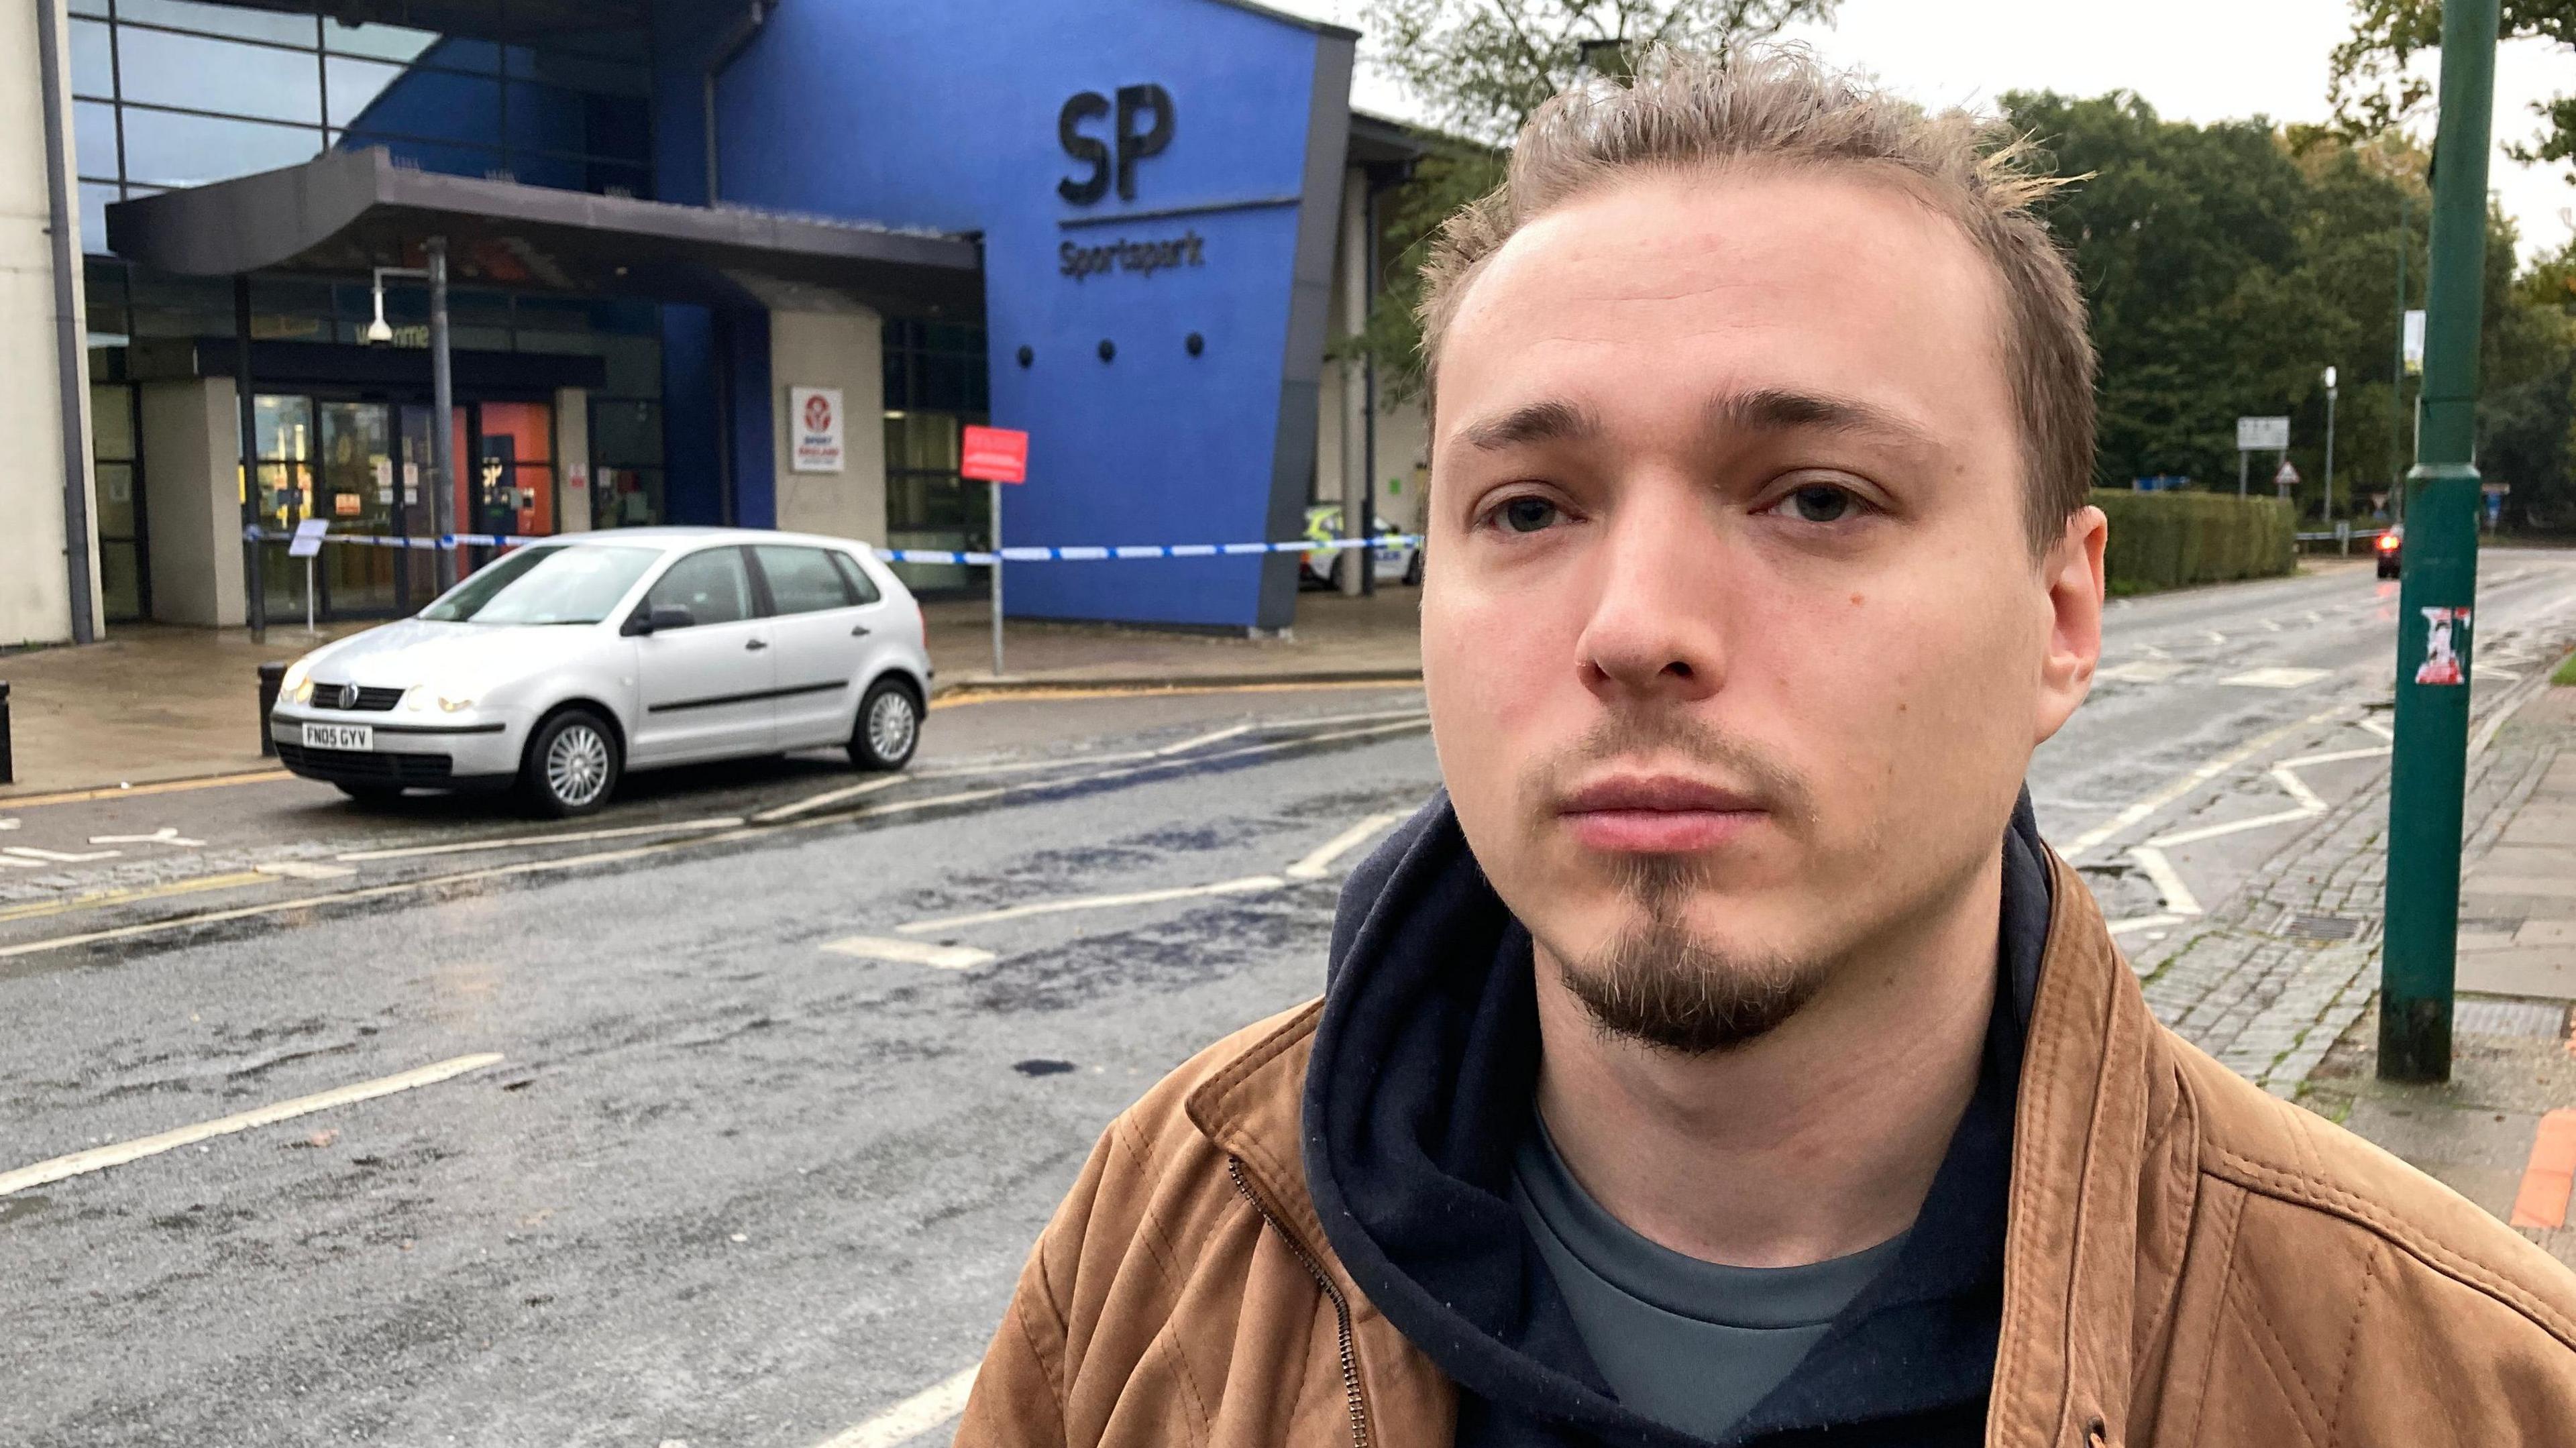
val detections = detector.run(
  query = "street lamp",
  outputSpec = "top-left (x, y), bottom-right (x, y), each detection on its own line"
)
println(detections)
top-left (2322, 365), bottom-right (2338, 522)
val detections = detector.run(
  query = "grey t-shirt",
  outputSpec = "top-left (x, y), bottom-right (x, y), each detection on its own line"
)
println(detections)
top-left (1511, 1116), bottom-right (1909, 1439)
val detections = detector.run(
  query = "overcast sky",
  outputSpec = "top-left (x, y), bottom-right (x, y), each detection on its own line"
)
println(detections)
top-left (1280, 0), bottom-right (2576, 264)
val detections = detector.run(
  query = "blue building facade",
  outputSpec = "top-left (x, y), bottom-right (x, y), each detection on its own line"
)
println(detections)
top-left (66, 0), bottom-right (1418, 637)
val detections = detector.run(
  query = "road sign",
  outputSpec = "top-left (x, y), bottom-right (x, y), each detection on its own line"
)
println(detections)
top-left (2274, 460), bottom-right (2302, 487)
top-left (287, 518), bottom-right (330, 558)
top-left (960, 425), bottom-right (1028, 484)
top-left (2237, 416), bottom-right (2291, 451)
top-left (790, 386), bottom-right (844, 474)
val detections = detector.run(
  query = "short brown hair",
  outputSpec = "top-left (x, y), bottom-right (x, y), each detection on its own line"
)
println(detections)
top-left (1417, 47), bottom-right (2097, 549)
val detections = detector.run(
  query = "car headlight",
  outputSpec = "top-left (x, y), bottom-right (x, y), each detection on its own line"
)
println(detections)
top-left (280, 657), bottom-right (314, 705)
top-left (401, 685), bottom-right (478, 714)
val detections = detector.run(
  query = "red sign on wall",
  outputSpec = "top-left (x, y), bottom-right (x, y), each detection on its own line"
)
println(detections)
top-left (959, 425), bottom-right (1029, 484)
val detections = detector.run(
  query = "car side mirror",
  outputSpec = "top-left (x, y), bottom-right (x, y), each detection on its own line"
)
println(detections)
top-left (624, 603), bottom-right (696, 636)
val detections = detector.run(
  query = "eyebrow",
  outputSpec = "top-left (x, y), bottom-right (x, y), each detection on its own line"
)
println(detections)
top-left (1713, 388), bottom-right (1937, 450)
top-left (1454, 399), bottom-right (1602, 452)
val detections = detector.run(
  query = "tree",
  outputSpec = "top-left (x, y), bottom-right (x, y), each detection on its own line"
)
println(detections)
top-left (2330, 1), bottom-right (2576, 173)
top-left (1344, 0), bottom-right (1838, 396)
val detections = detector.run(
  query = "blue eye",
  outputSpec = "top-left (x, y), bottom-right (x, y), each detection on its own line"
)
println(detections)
top-left (1790, 485), bottom-right (1851, 522)
top-left (1501, 498), bottom-right (1558, 533)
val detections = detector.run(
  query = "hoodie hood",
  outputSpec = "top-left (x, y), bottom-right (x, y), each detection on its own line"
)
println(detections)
top-left (1302, 789), bottom-right (2051, 1446)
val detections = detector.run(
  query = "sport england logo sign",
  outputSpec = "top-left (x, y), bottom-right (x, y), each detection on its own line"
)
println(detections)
top-left (792, 387), bottom-right (843, 474)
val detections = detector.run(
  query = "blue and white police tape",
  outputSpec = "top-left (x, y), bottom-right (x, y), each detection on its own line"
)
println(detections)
top-left (249, 527), bottom-right (1421, 565)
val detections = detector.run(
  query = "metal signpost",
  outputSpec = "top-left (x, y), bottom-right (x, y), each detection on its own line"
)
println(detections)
top-left (959, 425), bottom-right (1030, 679)
top-left (288, 518), bottom-right (331, 635)
top-left (2237, 414), bottom-right (2290, 498)
top-left (2381, 0), bottom-right (2502, 1082)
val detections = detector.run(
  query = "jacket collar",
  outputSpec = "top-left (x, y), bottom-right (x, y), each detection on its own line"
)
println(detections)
top-left (1183, 831), bottom-right (2200, 1441)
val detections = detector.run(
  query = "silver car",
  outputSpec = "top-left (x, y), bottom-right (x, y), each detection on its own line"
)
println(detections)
top-left (269, 528), bottom-right (933, 816)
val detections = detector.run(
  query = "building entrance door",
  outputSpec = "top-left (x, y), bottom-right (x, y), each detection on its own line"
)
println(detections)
top-left (317, 402), bottom-right (403, 616)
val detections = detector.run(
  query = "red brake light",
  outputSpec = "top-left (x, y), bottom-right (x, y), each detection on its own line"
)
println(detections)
top-left (2377, 534), bottom-right (2400, 551)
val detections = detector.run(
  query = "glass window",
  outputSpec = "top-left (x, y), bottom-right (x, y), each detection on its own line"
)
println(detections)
top-left (73, 101), bottom-right (118, 182)
top-left (646, 548), bottom-right (755, 626)
top-left (324, 55), bottom-right (410, 129)
top-left (70, 18), bottom-right (113, 98)
top-left (255, 394), bottom-right (313, 463)
top-left (117, 27), bottom-right (323, 124)
top-left (592, 400), bottom-right (662, 465)
top-left (117, 0), bottom-right (317, 46)
top-left (322, 18), bottom-right (438, 63)
top-left (753, 546), bottom-right (857, 615)
top-left (421, 543), bottom-right (658, 625)
top-left (91, 382), bottom-right (136, 460)
top-left (828, 551), bottom-right (883, 606)
top-left (70, 0), bottom-right (109, 15)
top-left (122, 107), bottom-right (320, 187)
top-left (78, 182), bottom-right (116, 249)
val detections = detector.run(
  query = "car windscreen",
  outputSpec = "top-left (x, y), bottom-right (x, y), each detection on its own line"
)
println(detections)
top-left (418, 545), bottom-right (661, 625)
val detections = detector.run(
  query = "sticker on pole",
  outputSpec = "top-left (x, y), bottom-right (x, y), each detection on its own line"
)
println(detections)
top-left (790, 386), bottom-right (844, 474)
top-left (960, 425), bottom-right (1028, 484)
top-left (2415, 606), bottom-right (2471, 686)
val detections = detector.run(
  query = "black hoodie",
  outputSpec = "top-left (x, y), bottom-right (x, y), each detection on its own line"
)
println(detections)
top-left (1301, 790), bottom-right (2053, 1448)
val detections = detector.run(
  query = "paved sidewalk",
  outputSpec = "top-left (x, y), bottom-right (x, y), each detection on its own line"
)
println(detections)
top-left (2274, 681), bottom-right (2576, 1268)
top-left (0, 590), bottom-right (1422, 799)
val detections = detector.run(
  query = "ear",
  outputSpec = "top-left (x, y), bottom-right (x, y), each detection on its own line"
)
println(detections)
top-left (2035, 504), bottom-right (2106, 746)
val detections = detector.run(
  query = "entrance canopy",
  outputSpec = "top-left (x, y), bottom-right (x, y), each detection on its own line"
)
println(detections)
top-left (104, 147), bottom-right (983, 318)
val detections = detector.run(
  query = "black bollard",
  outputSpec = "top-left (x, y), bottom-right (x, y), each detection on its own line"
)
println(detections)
top-left (0, 679), bottom-right (12, 785)
top-left (257, 661), bottom-right (286, 758)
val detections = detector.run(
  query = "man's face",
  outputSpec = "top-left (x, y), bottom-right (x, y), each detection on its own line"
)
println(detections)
top-left (1422, 167), bottom-right (2103, 1052)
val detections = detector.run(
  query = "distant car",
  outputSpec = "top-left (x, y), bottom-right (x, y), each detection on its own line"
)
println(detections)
top-left (1299, 504), bottom-right (1424, 590)
top-left (269, 528), bottom-right (932, 817)
top-left (2376, 524), bottom-right (2403, 579)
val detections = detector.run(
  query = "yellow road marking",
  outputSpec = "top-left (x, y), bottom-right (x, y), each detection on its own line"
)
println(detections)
top-left (0, 770), bottom-right (294, 810)
top-left (930, 677), bottom-right (1420, 709)
top-left (0, 871), bottom-right (270, 924)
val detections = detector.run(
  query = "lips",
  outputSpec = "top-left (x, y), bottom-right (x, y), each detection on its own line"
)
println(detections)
top-left (1558, 773), bottom-right (1767, 853)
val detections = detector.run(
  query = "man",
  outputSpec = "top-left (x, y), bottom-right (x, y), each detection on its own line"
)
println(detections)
top-left (960, 48), bottom-right (2576, 1447)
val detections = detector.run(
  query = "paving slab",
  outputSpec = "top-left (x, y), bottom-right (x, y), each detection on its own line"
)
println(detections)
top-left (2457, 948), bottom-right (2576, 1001)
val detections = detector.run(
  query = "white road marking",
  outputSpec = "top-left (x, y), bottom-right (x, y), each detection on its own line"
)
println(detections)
top-left (752, 778), bottom-right (908, 824)
top-left (2262, 620), bottom-right (2282, 632)
top-left (2204, 630), bottom-right (2227, 645)
top-left (2058, 707), bottom-right (2346, 860)
top-left (2482, 666), bottom-right (2524, 681)
top-left (810, 1367), bottom-right (980, 1448)
top-left (2147, 806), bottom-right (2320, 848)
top-left (2267, 764), bottom-right (2328, 814)
top-left (2304, 611), bottom-right (2323, 623)
top-left (339, 816), bottom-right (747, 860)
top-left (1285, 812), bottom-right (1408, 880)
top-left (1153, 722), bottom-right (1254, 756)
top-left (2279, 746), bottom-right (2392, 769)
top-left (0, 1052), bottom-right (502, 1199)
top-left (2107, 913), bottom-right (2188, 938)
top-left (3, 846), bottom-right (120, 863)
top-left (89, 828), bottom-right (203, 847)
top-left (2357, 717), bottom-right (2395, 740)
top-left (256, 860), bottom-right (358, 880)
top-left (820, 936), bottom-right (995, 970)
top-left (2220, 667), bottom-right (2332, 689)
top-left (2096, 660), bottom-right (2188, 684)
top-left (898, 875), bottom-right (1287, 934)
top-left (0, 855), bottom-right (47, 869)
top-left (2141, 643), bottom-right (2170, 659)
top-left (0, 819), bottom-right (17, 830)
top-left (2125, 846), bottom-right (2203, 916)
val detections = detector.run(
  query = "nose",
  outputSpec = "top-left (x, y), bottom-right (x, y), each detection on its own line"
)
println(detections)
top-left (1574, 482), bottom-right (1727, 704)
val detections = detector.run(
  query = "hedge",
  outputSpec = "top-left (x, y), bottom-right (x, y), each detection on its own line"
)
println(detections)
top-left (2090, 489), bottom-right (2296, 595)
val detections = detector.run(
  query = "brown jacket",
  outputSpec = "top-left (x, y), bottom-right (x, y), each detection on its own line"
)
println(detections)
top-left (959, 853), bottom-right (2576, 1446)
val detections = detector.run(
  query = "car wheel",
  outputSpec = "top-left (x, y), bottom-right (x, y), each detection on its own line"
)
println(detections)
top-left (520, 708), bottom-right (620, 818)
top-left (334, 781), bottom-right (405, 806)
top-left (848, 677), bottom-right (922, 771)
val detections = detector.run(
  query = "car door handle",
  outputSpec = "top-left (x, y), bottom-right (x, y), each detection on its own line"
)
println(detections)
top-left (850, 624), bottom-right (871, 636)
top-left (745, 638), bottom-right (769, 651)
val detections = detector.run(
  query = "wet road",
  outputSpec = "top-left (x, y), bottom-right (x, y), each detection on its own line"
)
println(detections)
top-left (6, 552), bottom-right (2576, 1447)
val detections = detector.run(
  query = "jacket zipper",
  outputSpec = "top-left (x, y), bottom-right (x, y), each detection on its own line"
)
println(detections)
top-left (1227, 1155), bottom-right (1373, 1448)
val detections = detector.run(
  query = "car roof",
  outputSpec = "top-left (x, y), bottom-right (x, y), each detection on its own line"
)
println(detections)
top-left (549, 526), bottom-right (880, 555)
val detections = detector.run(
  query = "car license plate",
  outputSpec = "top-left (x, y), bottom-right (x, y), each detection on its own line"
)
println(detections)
top-left (302, 722), bottom-right (373, 751)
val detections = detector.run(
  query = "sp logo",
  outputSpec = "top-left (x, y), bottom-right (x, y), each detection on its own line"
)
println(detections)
top-left (1058, 84), bottom-right (1174, 205)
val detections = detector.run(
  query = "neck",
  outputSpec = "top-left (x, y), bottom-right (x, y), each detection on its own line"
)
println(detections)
top-left (1530, 852), bottom-right (2004, 1268)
